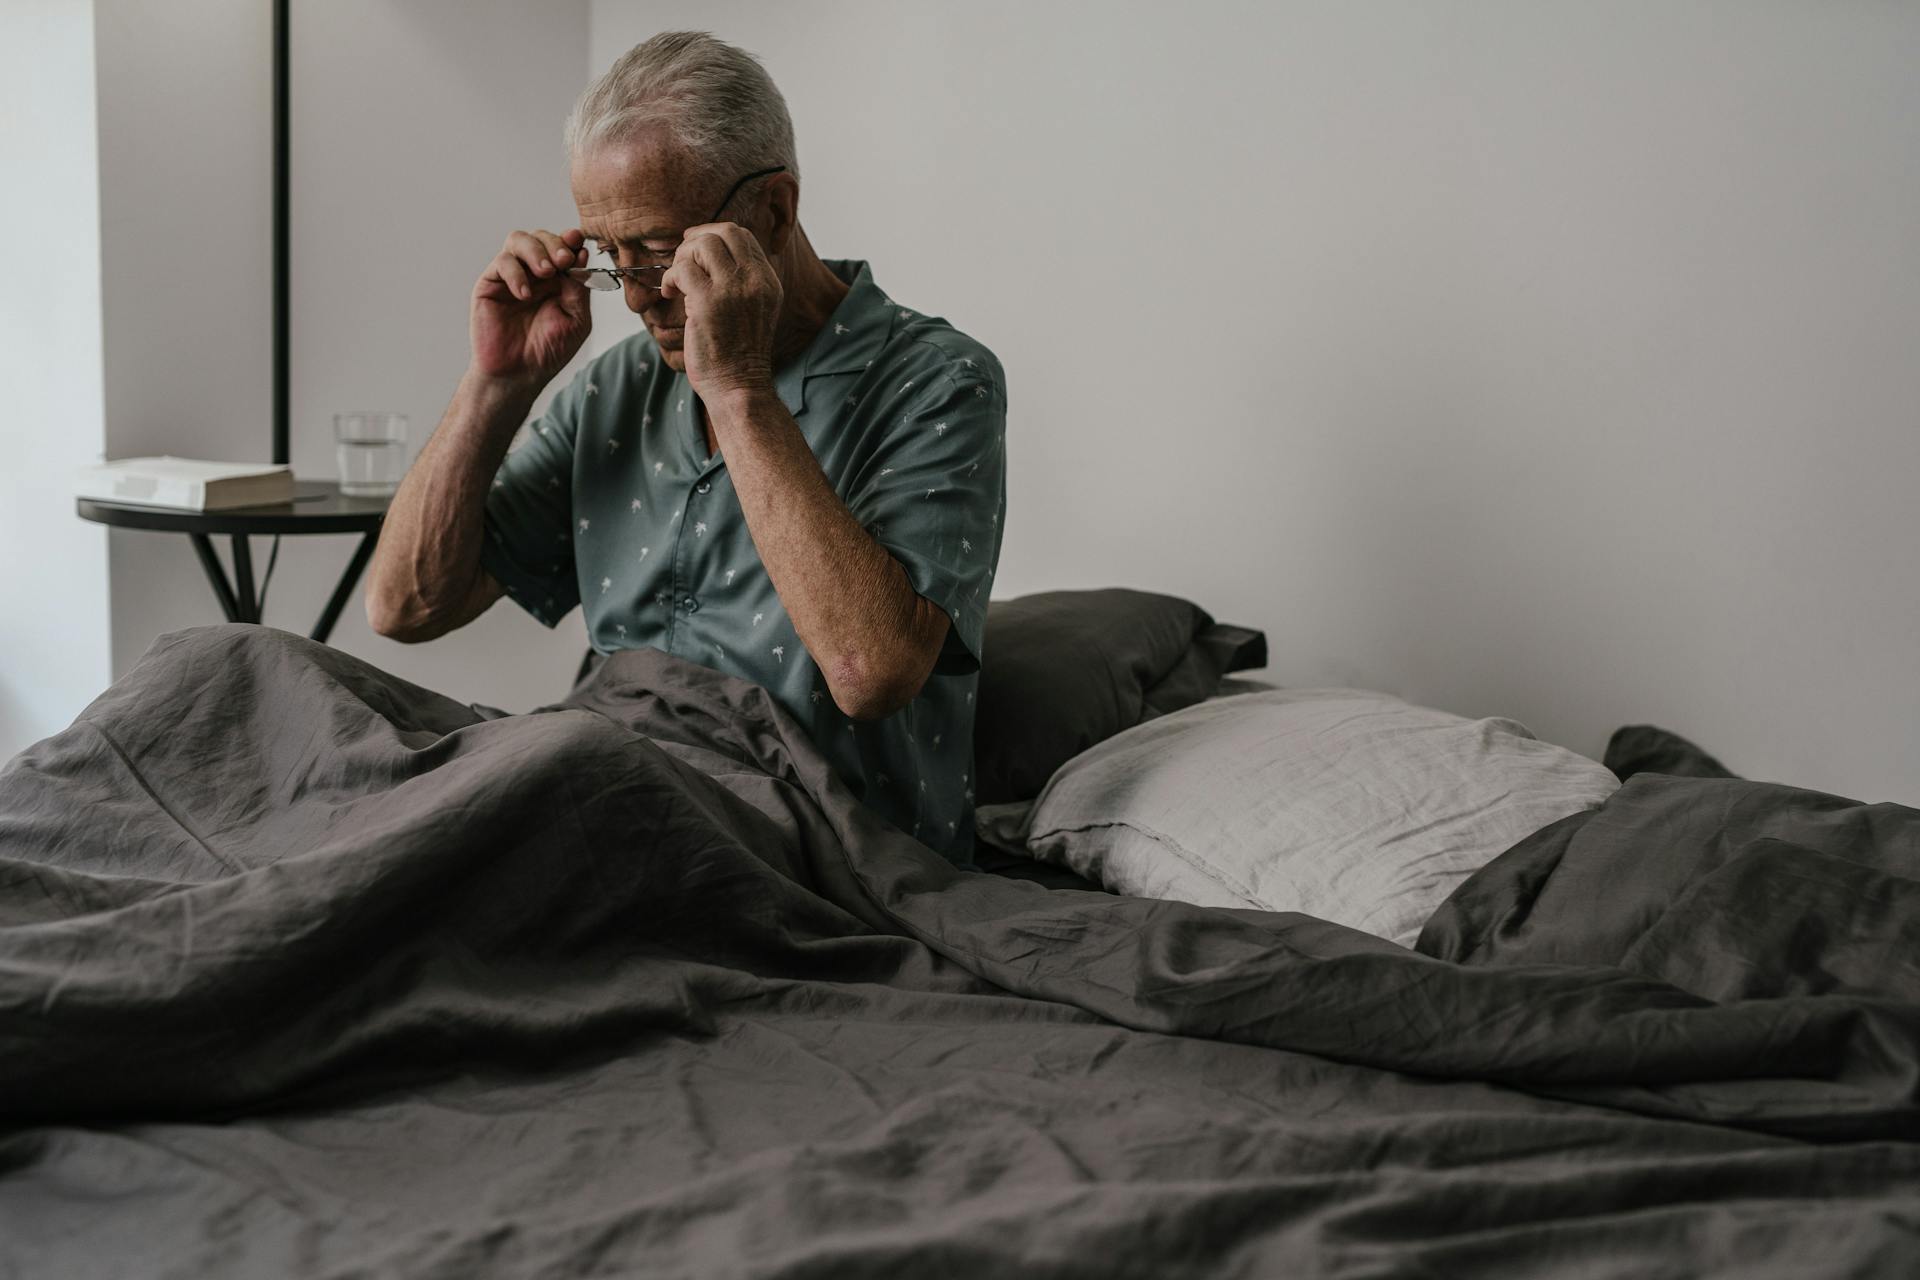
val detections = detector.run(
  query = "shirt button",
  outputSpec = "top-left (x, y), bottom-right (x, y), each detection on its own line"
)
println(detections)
top-left (682, 597), bottom-right (699, 612)
top-left (696, 481), bottom-right (711, 494)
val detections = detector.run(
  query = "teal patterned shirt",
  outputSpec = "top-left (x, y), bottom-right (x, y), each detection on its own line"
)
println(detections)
top-left (482, 260), bottom-right (1007, 865)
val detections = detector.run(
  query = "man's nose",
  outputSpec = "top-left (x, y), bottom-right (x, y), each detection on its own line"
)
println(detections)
top-left (635, 293), bottom-right (680, 323)
top-left (623, 280), bottom-right (664, 313)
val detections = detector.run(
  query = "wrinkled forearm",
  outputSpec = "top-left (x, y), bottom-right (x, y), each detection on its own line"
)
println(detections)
top-left (365, 369), bottom-right (538, 641)
top-left (707, 386), bottom-right (945, 719)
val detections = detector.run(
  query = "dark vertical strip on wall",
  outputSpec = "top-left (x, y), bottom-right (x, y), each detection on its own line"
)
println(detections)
top-left (272, 0), bottom-right (290, 465)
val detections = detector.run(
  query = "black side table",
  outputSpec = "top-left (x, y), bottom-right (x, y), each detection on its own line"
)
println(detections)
top-left (77, 481), bottom-right (390, 644)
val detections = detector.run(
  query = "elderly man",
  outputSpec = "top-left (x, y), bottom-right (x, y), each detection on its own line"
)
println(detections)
top-left (365, 31), bottom-right (1006, 865)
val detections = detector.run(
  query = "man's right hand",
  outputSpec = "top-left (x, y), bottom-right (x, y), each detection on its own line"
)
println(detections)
top-left (471, 228), bottom-right (593, 388)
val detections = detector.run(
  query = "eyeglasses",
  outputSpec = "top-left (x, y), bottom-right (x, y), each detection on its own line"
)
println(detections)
top-left (568, 164), bottom-right (789, 292)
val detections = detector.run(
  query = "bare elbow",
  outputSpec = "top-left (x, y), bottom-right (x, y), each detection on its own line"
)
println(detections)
top-left (365, 577), bottom-right (452, 645)
top-left (834, 689), bottom-right (909, 723)
top-left (366, 594), bottom-right (429, 644)
top-left (829, 651), bottom-right (924, 722)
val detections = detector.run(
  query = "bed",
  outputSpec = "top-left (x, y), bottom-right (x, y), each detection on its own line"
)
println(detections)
top-left (1, 604), bottom-right (1917, 1278)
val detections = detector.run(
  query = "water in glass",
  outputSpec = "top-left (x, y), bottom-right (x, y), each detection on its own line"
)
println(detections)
top-left (334, 412), bottom-right (408, 498)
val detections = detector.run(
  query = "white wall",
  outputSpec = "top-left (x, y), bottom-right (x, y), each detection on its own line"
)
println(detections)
top-left (590, 0), bottom-right (1920, 803)
top-left (0, 1), bottom-right (114, 759)
top-left (95, 0), bottom-right (592, 711)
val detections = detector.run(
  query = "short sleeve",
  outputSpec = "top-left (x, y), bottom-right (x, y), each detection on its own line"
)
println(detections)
top-left (847, 359), bottom-right (1007, 675)
top-left (481, 370), bottom-right (589, 628)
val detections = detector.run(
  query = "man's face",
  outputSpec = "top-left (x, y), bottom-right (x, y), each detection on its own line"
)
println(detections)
top-left (571, 133), bottom-right (718, 373)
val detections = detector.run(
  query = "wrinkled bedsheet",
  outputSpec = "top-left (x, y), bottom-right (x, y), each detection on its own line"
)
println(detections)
top-left (1, 625), bottom-right (1916, 1277)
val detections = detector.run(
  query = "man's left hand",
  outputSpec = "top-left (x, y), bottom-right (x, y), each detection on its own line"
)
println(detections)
top-left (659, 222), bottom-right (784, 403)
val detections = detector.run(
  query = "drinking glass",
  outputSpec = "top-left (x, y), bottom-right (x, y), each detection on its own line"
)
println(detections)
top-left (334, 411), bottom-right (408, 498)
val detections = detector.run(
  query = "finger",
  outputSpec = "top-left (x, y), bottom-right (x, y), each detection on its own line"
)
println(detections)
top-left (528, 228), bottom-right (580, 270)
top-left (676, 227), bottom-right (741, 277)
top-left (488, 249), bottom-right (536, 301)
top-left (508, 229), bottom-right (566, 277)
top-left (682, 222), bottom-right (763, 269)
top-left (658, 254), bottom-right (712, 301)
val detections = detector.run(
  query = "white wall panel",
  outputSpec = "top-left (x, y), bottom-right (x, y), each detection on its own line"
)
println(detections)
top-left (586, 0), bottom-right (1920, 801)
top-left (0, 0), bottom-right (113, 758)
top-left (95, 0), bottom-right (594, 710)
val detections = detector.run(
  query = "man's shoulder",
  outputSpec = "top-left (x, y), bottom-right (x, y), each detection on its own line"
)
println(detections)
top-left (880, 315), bottom-right (1004, 396)
top-left (831, 259), bottom-right (1002, 395)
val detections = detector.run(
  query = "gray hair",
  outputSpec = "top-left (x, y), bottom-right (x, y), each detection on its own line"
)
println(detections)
top-left (563, 31), bottom-right (799, 193)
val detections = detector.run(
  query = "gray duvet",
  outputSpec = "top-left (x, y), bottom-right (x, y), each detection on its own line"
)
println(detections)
top-left (1, 626), bottom-right (1916, 1277)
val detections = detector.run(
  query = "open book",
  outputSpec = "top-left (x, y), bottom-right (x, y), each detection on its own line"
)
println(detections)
top-left (77, 457), bottom-right (296, 511)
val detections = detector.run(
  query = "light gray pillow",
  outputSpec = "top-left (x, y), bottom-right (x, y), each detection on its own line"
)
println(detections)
top-left (1018, 688), bottom-right (1620, 947)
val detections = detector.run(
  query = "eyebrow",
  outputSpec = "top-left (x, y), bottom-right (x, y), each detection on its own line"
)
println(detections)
top-left (591, 232), bottom-right (679, 247)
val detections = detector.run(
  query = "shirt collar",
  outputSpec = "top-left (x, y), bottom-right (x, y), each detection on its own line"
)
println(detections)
top-left (771, 259), bottom-right (897, 416)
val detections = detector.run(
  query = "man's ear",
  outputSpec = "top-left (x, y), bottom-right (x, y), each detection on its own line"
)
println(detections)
top-left (763, 173), bottom-right (800, 256)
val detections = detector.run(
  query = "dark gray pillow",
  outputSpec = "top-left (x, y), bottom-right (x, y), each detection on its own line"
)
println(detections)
top-left (973, 588), bottom-right (1267, 805)
top-left (1602, 725), bottom-right (1739, 783)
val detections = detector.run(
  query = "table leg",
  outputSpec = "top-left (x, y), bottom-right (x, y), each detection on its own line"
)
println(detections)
top-left (311, 530), bottom-right (380, 644)
top-left (229, 535), bottom-right (260, 622)
top-left (188, 533), bottom-right (243, 623)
